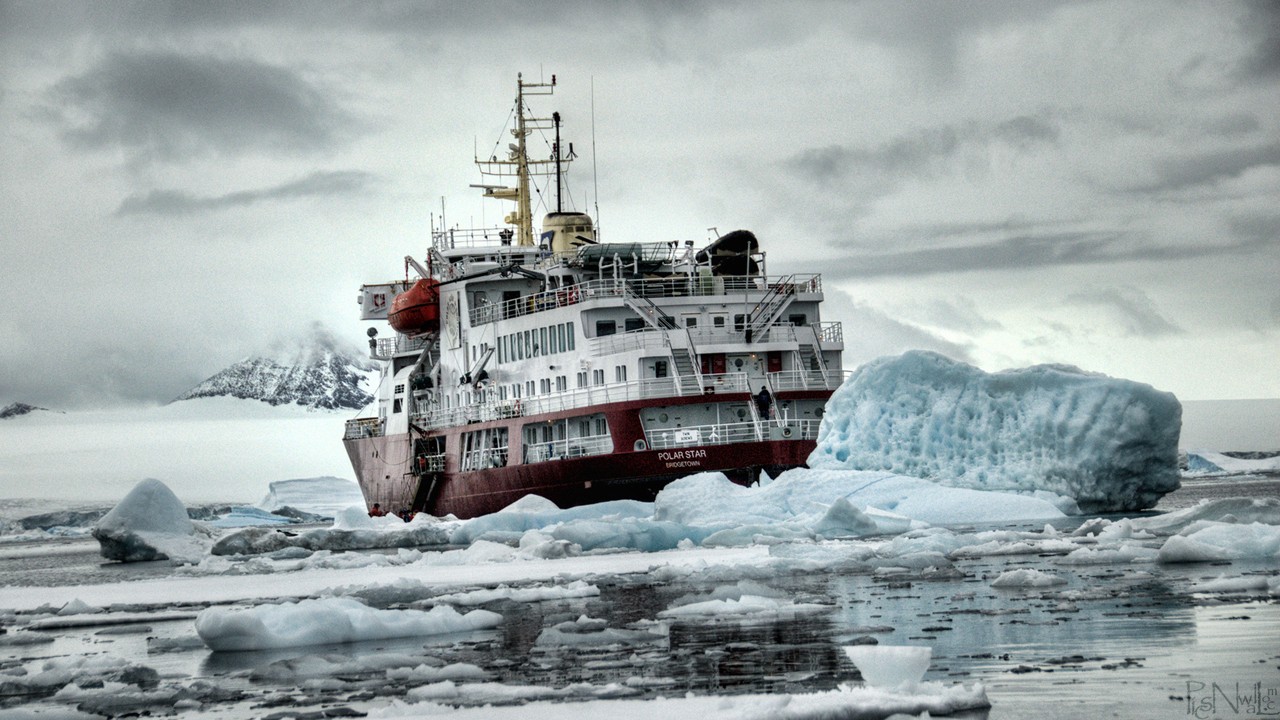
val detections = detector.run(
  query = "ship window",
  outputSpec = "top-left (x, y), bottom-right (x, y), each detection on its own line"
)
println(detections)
top-left (788, 313), bottom-right (807, 326)
top-left (540, 327), bottom-right (548, 354)
top-left (567, 322), bottom-right (575, 350)
top-left (684, 316), bottom-right (697, 328)
top-left (593, 369), bottom-right (604, 385)
top-left (595, 417), bottom-right (608, 435)
top-left (524, 331), bottom-right (531, 359)
top-left (654, 360), bottom-right (668, 378)
top-left (556, 376), bottom-right (567, 392)
top-left (394, 384), bottom-right (405, 394)
top-left (615, 365), bottom-right (627, 382)
top-left (734, 314), bottom-right (746, 331)
top-left (596, 320), bottom-right (616, 337)
top-left (713, 315), bottom-right (726, 328)
top-left (625, 318), bottom-right (645, 332)
top-left (393, 398), bottom-right (402, 414)
top-left (526, 380), bottom-right (535, 397)
top-left (558, 324), bottom-right (567, 351)
top-left (577, 371), bottom-right (587, 387)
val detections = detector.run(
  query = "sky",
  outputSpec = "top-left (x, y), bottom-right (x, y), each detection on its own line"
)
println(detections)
top-left (1, 0), bottom-right (1277, 410)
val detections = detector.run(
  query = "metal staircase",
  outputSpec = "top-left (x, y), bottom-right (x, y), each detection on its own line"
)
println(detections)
top-left (797, 343), bottom-right (829, 389)
top-left (745, 275), bottom-right (797, 341)
top-left (623, 285), bottom-right (678, 330)
top-left (669, 345), bottom-right (702, 395)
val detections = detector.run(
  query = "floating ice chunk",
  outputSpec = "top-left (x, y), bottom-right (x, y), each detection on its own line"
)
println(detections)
top-left (656, 468), bottom-right (1062, 532)
top-left (843, 645), bottom-right (932, 691)
top-left (207, 506), bottom-right (295, 528)
top-left (386, 662), bottom-right (491, 683)
top-left (1157, 522), bottom-right (1280, 563)
top-left (92, 479), bottom-right (210, 563)
top-left (1184, 451), bottom-right (1280, 476)
top-left (367, 680), bottom-right (991, 718)
top-left (1133, 498), bottom-right (1280, 535)
top-left (501, 494), bottom-right (561, 513)
top-left (809, 351), bottom-right (1182, 513)
top-left (990, 568), bottom-right (1069, 588)
top-left (1192, 574), bottom-right (1273, 593)
top-left (256, 476), bottom-right (366, 518)
top-left (658, 595), bottom-right (828, 619)
top-left (450, 499), bottom-right (654, 546)
top-left (429, 580), bottom-right (599, 607)
top-left (812, 497), bottom-right (880, 539)
top-left (1058, 544), bottom-right (1159, 565)
top-left (57, 598), bottom-right (103, 616)
top-left (193, 597), bottom-right (502, 651)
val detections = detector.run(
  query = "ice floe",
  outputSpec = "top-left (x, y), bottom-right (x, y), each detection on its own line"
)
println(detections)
top-left (91, 479), bottom-right (212, 563)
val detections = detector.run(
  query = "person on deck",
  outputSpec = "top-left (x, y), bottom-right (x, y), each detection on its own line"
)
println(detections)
top-left (755, 386), bottom-right (772, 420)
top-left (368, 503), bottom-right (386, 517)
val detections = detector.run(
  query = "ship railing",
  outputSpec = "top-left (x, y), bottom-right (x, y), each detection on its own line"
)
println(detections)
top-left (697, 372), bottom-right (751, 394)
top-left (766, 370), bottom-right (809, 392)
top-left (767, 369), bottom-right (851, 391)
top-left (469, 274), bottom-right (825, 327)
top-left (793, 419), bottom-right (823, 440)
top-left (644, 421), bottom-right (760, 450)
top-left (344, 417), bottom-right (384, 439)
top-left (378, 334), bottom-right (433, 357)
top-left (591, 328), bottom-right (669, 355)
top-left (522, 434), bottom-right (613, 464)
top-left (414, 453), bottom-right (446, 473)
top-left (460, 446), bottom-right (510, 471)
top-left (432, 226), bottom-right (525, 250)
top-left (814, 321), bottom-right (843, 344)
top-left (409, 372), bottom-right (756, 430)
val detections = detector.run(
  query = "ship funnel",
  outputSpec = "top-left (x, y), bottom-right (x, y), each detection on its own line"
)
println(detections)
top-left (541, 211), bottom-right (596, 255)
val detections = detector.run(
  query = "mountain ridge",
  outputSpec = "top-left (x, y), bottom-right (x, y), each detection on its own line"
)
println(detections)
top-left (171, 325), bottom-right (377, 411)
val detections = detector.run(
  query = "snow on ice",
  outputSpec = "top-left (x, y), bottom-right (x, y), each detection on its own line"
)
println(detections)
top-left (808, 351), bottom-right (1182, 512)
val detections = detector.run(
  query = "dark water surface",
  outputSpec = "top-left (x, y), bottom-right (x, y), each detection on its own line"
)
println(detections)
top-left (0, 475), bottom-right (1276, 719)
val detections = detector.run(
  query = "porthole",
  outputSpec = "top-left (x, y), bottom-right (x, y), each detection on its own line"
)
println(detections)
top-left (658, 413), bottom-right (669, 422)
top-left (736, 409), bottom-right (746, 419)
top-left (634, 439), bottom-right (647, 451)
top-left (815, 407), bottom-right (825, 418)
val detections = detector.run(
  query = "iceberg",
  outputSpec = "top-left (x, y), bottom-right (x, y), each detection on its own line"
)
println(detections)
top-left (91, 479), bottom-right (211, 563)
top-left (809, 351), bottom-right (1182, 513)
top-left (256, 476), bottom-right (366, 518)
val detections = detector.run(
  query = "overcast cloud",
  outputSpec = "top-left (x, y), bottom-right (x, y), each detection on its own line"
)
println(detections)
top-left (1, 0), bottom-right (1276, 409)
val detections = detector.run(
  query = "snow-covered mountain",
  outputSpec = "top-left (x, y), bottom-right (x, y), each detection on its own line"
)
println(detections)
top-left (172, 324), bottom-right (377, 411)
top-left (0, 402), bottom-right (57, 420)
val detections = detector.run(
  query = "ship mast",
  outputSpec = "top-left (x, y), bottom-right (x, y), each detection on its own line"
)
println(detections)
top-left (474, 72), bottom-right (560, 247)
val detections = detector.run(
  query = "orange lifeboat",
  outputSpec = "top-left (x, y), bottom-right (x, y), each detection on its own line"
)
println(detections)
top-left (388, 278), bottom-right (441, 335)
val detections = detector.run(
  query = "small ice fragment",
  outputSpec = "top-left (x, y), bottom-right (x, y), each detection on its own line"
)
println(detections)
top-left (843, 645), bottom-right (932, 690)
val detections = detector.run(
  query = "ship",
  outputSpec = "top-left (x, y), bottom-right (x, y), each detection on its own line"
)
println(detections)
top-left (343, 73), bottom-right (846, 519)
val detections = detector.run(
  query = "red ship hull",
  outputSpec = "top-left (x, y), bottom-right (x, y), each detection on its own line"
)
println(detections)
top-left (344, 390), bottom-right (830, 519)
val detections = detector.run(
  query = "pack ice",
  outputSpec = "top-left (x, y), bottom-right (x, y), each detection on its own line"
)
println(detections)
top-left (809, 351), bottom-right (1182, 513)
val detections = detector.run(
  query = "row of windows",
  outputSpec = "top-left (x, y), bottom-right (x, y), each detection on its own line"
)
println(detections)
top-left (498, 322), bottom-right (576, 363)
top-left (595, 313), bottom-right (808, 336)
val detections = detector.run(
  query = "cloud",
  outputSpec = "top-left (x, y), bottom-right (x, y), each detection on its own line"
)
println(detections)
top-left (818, 228), bottom-right (1271, 280)
top-left (48, 50), bottom-right (358, 161)
top-left (785, 115), bottom-right (1058, 188)
top-left (918, 297), bottom-right (1003, 334)
top-left (1129, 142), bottom-right (1280, 194)
top-left (1235, 0), bottom-right (1280, 81)
top-left (1064, 287), bottom-right (1184, 338)
top-left (823, 290), bottom-right (974, 368)
top-left (116, 170), bottom-right (376, 216)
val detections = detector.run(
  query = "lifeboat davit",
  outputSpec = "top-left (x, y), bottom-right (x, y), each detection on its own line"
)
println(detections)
top-left (388, 278), bottom-right (441, 335)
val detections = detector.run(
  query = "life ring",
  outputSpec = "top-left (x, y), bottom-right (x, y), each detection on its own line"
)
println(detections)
top-left (782, 427), bottom-right (793, 438)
